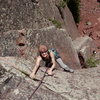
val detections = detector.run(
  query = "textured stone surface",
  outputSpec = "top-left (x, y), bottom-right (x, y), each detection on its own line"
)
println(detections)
top-left (26, 27), bottom-right (81, 69)
top-left (57, 4), bottom-right (80, 39)
top-left (73, 36), bottom-right (96, 61)
top-left (0, 71), bottom-right (66, 100)
top-left (0, 0), bottom-right (80, 40)
top-left (0, 0), bottom-right (99, 99)
top-left (0, 27), bottom-right (81, 69)
top-left (0, 30), bottom-right (19, 56)
top-left (0, 56), bottom-right (100, 100)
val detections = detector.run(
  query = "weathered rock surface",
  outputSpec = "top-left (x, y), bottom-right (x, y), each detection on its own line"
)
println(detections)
top-left (0, 0), bottom-right (80, 39)
top-left (55, 0), bottom-right (80, 39)
top-left (0, 68), bottom-right (66, 100)
top-left (0, 27), bottom-right (81, 69)
top-left (0, 30), bottom-right (19, 56)
top-left (0, 57), bottom-right (100, 100)
top-left (73, 36), bottom-right (96, 61)
top-left (0, 0), bottom-right (99, 100)
top-left (0, 0), bottom-right (96, 69)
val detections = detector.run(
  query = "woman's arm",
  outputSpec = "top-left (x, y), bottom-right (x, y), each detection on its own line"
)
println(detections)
top-left (30, 56), bottom-right (42, 79)
top-left (47, 51), bottom-right (56, 75)
top-left (50, 51), bottom-right (56, 70)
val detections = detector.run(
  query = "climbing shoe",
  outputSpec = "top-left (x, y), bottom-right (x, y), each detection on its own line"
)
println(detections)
top-left (64, 68), bottom-right (74, 73)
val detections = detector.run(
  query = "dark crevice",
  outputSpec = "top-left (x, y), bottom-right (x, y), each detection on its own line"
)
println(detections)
top-left (4, 76), bottom-right (13, 84)
top-left (0, 76), bottom-right (13, 93)
top-left (78, 52), bottom-right (87, 68)
top-left (20, 33), bottom-right (25, 36)
top-left (31, 0), bottom-right (38, 4)
top-left (56, 5), bottom-right (64, 20)
top-left (97, 0), bottom-right (100, 3)
top-left (0, 65), bottom-right (6, 76)
top-left (18, 43), bottom-right (25, 46)
top-left (67, 0), bottom-right (80, 23)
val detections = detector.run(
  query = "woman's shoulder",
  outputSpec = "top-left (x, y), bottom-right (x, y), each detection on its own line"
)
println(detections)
top-left (37, 56), bottom-right (42, 60)
top-left (49, 50), bottom-right (54, 57)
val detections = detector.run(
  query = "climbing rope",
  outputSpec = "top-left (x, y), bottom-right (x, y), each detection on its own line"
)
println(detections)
top-left (28, 67), bottom-right (49, 100)
top-left (4, 61), bottom-right (49, 100)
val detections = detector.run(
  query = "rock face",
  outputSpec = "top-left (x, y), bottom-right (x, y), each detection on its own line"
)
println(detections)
top-left (73, 36), bottom-right (96, 61)
top-left (0, 57), bottom-right (100, 100)
top-left (0, 65), bottom-right (66, 100)
top-left (0, 27), bottom-right (81, 69)
top-left (0, 0), bottom-right (99, 100)
top-left (0, 0), bottom-right (97, 69)
top-left (0, 0), bottom-right (80, 39)
top-left (0, 30), bottom-right (19, 56)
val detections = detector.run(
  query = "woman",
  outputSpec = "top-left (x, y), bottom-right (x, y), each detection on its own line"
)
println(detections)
top-left (30, 45), bottom-right (74, 79)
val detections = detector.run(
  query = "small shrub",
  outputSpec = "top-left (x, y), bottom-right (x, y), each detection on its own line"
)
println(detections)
top-left (59, 1), bottom-right (66, 8)
top-left (63, 0), bottom-right (70, 4)
top-left (49, 18), bottom-right (62, 28)
top-left (86, 57), bottom-right (100, 68)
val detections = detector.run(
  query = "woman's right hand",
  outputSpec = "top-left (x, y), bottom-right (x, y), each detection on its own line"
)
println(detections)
top-left (47, 68), bottom-right (53, 76)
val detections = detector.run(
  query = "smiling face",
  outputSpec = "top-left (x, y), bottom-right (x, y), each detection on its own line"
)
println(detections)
top-left (39, 45), bottom-right (49, 58)
top-left (40, 51), bottom-right (49, 58)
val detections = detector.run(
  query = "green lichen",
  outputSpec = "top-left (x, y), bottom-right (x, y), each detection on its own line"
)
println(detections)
top-left (59, 1), bottom-right (66, 8)
top-left (49, 19), bottom-right (62, 28)
top-left (86, 57), bottom-right (100, 68)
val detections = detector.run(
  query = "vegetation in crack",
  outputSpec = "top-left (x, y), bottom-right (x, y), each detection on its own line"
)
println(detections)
top-left (48, 18), bottom-right (62, 28)
top-left (86, 57), bottom-right (100, 68)
top-left (78, 52), bottom-right (100, 68)
top-left (58, 1), bottom-right (66, 8)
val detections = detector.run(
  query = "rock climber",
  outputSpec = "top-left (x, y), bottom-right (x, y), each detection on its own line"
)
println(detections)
top-left (30, 45), bottom-right (74, 79)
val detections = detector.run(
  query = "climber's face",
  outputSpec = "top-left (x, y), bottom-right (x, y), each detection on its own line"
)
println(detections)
top-left (40, 51), bottom-right (49, 58)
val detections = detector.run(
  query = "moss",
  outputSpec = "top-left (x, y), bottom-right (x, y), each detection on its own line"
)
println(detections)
top-left (49, 18), bottom-right (62, 28)
top-left (86, 57), bottom-right (100, 68)
top-left (63, 0), bottom-right (70, 4)
top-left (59, 1), bottom-right (66, 8)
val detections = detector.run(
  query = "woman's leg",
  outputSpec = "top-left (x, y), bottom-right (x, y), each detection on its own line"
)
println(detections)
top-left (56, 58), bottom-right (74, 72)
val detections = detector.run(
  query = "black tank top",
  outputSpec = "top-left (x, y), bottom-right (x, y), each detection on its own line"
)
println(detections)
top-left (40, 51), bottom-right (51, 63)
